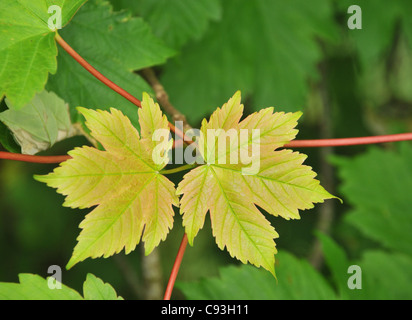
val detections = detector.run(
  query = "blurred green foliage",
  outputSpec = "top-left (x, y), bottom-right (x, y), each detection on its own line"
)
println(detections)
top-left (1, 0), bottom-right (412, 300)
top-left (0, 273), bottom-right (123, 300)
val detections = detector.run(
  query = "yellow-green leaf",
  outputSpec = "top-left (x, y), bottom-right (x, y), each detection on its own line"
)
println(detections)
top-left (177, 91), bottom-right (335, 276)
top-left (35, 93), bottom-right (178, 268)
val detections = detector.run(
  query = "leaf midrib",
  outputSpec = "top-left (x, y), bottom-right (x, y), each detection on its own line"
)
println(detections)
top-left (211, 163), bottom-right (326, 195)
top-left (41, 171), bottom-right (154, 179)
top-left (209, 166), bottom-right (273, 268)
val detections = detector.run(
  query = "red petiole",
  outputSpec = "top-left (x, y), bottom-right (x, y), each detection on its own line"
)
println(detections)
top-left (55, 33), bottom-right (188, 143)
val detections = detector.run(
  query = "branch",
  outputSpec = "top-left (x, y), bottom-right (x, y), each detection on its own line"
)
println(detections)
top-left (140, 68), bottom-right (192, 132)
top-left (140, 68), bottom-right (193, 149)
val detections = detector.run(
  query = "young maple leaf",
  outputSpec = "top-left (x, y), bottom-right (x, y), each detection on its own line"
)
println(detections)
top-left (177, 91), bottom-right (336, 276)
top-left (35, 93), bottom-right (178, 268)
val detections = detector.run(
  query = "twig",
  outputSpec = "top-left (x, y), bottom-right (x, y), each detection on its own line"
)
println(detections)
top-left (140, 68), bottom-right (192, 132)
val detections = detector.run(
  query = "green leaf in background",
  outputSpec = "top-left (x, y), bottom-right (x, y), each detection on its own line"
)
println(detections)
top-left (354, 251), bottom-right (412, 300)
top-left (180, 236), bottom-right (412, 300)
top-left (83, 274), bottom-right (123, 300)
top-left (331, 144), bottom-right (412, 256)
top-left (178, 251), bottom-right (336, 300)
top-left (0, 274), bottom-right (82, 300)
top-left (317, 232), bottom-right (351, 299)
top-left (320, 234), bottom-right (412, 300)
top-left (0, 90), bottom-right (76, 154)
top-left (47, 0), bottom-right (175, 127)
top-left (0, 0), bottom-right (86, 108)
top-left (161, 0), bottom-right (339, 124)
top-left (338, 0), bottom-right (412, 107)
top-left (338, 0), bottom-right (412, 66)
top-left (110, 0), bottom-right (222, 49)
top-left (0, 273), bottom-right (123, 300)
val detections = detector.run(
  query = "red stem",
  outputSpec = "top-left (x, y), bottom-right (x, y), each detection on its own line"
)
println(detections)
top-left (164, 233), bottom-right (188, 300)
top-left (285, 133), bottom-right (412, 148)
top-left (1, 133), bottom-right (411, 164)
top-left (0, 152), bottom-right (71, 163)
top-left (55, 33), bottom-right (188, 143)
top-left (55, 33), bottom-right (142, 108)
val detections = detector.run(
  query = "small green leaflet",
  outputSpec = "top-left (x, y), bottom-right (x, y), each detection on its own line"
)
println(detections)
top-left (37, 92), bottom-right (334, 275)
top-left (82, 274), bottom-right (123, 300)
top-left (0, 0), bottom-right (86, 108)
top-left (0, 273), bottom-right (123, 300)
top-left (0, 90), bottom-right (76, 154)
top-left (35, 93), bottom-right (178, 269)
